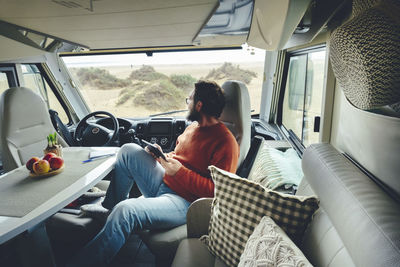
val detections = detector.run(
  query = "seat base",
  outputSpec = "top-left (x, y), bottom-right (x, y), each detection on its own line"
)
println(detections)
top-left (172, 238), bottom-right (227, 267)
top-left (139, 224), bottom-right (187, 266)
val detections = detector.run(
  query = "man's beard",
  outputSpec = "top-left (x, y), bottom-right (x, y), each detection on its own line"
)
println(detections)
top-left (187, 107), bottom-right (201, 122)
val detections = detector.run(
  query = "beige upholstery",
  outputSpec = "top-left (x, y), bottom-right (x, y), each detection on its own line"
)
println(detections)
top-left (0, 87), bottom-right (67, 172)
top-left (220, 80), bottom-right (251, 167)
top-left (172, 144), bottom-right (400, 267)
top-left (300, 144), bottom-right (400, 267)
top-left (138, 225), bottom-right (187, 264)
top-left (186, 198), bottom-right (213, 239)
top-left (171, 198), bottom-right (221, 266)
top-left (171, 198), bottom-right (228, 267)
top-left (332, 90), bottom-right (400, 197)
top-left (173, 239), bottom-right (227, 267)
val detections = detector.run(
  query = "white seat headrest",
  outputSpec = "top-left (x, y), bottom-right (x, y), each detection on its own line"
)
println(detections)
top-left (220, 80), bottom-right (251, 167)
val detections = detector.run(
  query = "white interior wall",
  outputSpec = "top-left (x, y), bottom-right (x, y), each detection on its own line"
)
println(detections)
top-left (330, 86), bottom-right (400, 195)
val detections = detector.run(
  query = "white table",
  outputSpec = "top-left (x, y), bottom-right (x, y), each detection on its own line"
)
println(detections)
top-left (0, 147), bottom-right (117, 245)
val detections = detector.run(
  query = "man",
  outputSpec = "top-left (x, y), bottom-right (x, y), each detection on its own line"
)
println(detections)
top-left (68, 80), bottom-right (239, 266)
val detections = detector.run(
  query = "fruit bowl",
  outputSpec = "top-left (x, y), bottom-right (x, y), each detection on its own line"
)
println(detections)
top-left (29, 165), bottom-right (65, 178)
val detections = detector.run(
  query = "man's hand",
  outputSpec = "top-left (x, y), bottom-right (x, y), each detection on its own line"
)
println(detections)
top-left (158, 157), bottom-right (182, 176)
top-left (144, 144), bottom-right (181, 175)
top-left (145, 143), bottom-right (163, 159)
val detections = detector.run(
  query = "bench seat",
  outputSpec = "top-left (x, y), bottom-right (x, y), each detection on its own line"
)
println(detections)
top-left (172, 143), bottom-right (400, 267)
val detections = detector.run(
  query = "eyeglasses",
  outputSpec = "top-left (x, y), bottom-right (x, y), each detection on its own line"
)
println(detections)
top-left (185, 97), bottom-right (191, 105)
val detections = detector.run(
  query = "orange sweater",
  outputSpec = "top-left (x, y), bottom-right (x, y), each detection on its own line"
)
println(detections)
top-left (163, 122), bottom-right (239, 202)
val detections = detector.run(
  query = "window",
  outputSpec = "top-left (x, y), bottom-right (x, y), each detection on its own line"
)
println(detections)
top-left (21, 64), bottom-right (69, 123)
top-left (61, 46), bottom-right (265, 118)
top-left (0, 66), bottom-right (18, 95)
top-left (281, 48), bottom-right (326, 147)
top-left (0, 73), bottom-right (9, 95)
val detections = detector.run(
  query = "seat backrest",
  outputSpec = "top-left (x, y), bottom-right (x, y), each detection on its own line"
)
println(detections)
top-left (297, 144), bottom-right (400, 267)
top-left (0, 87), bottom-right (67, 172)
top-left (220, 80), bottom-right (251, 168)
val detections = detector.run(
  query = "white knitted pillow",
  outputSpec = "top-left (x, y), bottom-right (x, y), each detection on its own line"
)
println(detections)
top-left (239, 216), bottom-right (313, 267)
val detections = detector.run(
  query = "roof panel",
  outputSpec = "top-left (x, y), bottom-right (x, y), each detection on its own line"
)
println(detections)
top-left (0, 0), bottom-right (219, 49)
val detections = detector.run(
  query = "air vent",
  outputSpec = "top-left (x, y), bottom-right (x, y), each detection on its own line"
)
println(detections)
top-left (151, 117), bottom-right (173, 121)
top-left (52, 0), bottom-right (93, 11)
top-left (175, 120), bottom-right (186, 135)
top-left (136, 123), bottom-right (145, 134)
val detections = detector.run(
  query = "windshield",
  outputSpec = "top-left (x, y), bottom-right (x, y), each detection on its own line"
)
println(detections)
top-left (62, 46), bottom-right (265, 118)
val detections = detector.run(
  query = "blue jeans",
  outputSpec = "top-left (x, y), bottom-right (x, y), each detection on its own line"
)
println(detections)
top-left (68, 144), bottom-right (190, 267)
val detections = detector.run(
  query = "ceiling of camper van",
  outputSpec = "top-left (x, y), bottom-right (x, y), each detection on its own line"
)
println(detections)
top-left (0, 0), bottom-right (254, 50)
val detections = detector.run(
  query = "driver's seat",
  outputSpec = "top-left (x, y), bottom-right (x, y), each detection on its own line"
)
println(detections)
top-left (0, 87), bottom-right (68, 172)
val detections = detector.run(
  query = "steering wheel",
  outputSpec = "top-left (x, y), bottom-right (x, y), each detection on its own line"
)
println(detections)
top-left (74, 111), bottom-right (119, 147)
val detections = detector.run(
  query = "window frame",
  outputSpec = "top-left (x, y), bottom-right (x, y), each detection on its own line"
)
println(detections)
top-left (21, 63), bottom-right (73, 125)
top-left (38, 64), bottom-right (74, 125)
top-left (277, 45), bottom-right (326, 153)
top-left (0, 64), bottom-right (20, 88)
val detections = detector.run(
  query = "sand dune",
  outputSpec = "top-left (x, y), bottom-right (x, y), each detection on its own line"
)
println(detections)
top-left (73, 62), bottom-right (264, 117)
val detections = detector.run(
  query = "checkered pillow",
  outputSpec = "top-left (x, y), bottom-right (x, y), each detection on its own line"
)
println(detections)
top-left (200, 166), bottom-right (319, 267)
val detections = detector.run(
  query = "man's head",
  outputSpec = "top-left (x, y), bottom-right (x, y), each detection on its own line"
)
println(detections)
top-left (187, 80), bottom-right (225, 122)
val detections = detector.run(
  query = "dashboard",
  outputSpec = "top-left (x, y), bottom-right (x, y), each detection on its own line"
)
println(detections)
top-left (95, 117), bottom-right (188, 152)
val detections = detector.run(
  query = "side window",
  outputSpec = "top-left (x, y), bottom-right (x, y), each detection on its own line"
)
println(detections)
top-left (0, 73), bottom-right (10, 95)
top-left (281, 48), bottom-right (326, 147)
top-left (0, 66), bottom-right (19, 95)
top-left (21, 64), bottom-right (69, 123)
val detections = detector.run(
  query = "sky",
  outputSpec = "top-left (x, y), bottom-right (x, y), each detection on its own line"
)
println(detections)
top-left (61, 45), bottom-right (266, 67)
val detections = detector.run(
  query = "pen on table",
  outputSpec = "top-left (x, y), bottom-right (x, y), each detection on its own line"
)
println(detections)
top-left (82, 155), bottom-right (113, 163)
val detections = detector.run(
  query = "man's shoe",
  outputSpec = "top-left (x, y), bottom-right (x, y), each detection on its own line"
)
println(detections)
top-left (83, 186), bottom-right (107, 199)
top-left (80, 202), bottom-right (111, 222)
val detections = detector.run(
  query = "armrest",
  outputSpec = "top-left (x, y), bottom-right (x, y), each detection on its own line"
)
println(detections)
top-left (186, 198), bottom-right (213, 238)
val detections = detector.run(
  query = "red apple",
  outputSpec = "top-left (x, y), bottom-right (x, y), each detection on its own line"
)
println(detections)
top-left (49, 156), bottom-right (64, 170)
top-left (26, 157), bottom-right (40, 172)
top-left (43, 152), bottom-right (57, 162)
top-left (33, 160), bottom-right (50, 175)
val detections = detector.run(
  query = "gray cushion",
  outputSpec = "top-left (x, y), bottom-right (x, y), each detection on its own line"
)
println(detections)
top-left (172, 238), bottom-right (227, 267)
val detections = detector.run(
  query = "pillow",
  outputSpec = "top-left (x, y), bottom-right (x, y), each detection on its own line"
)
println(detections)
top-left (248, 146), bottom-right (303, 190)
top-left (201, 166), bottom-right (319, 267)
top-left (239, 216), bottom-right (313, 267)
